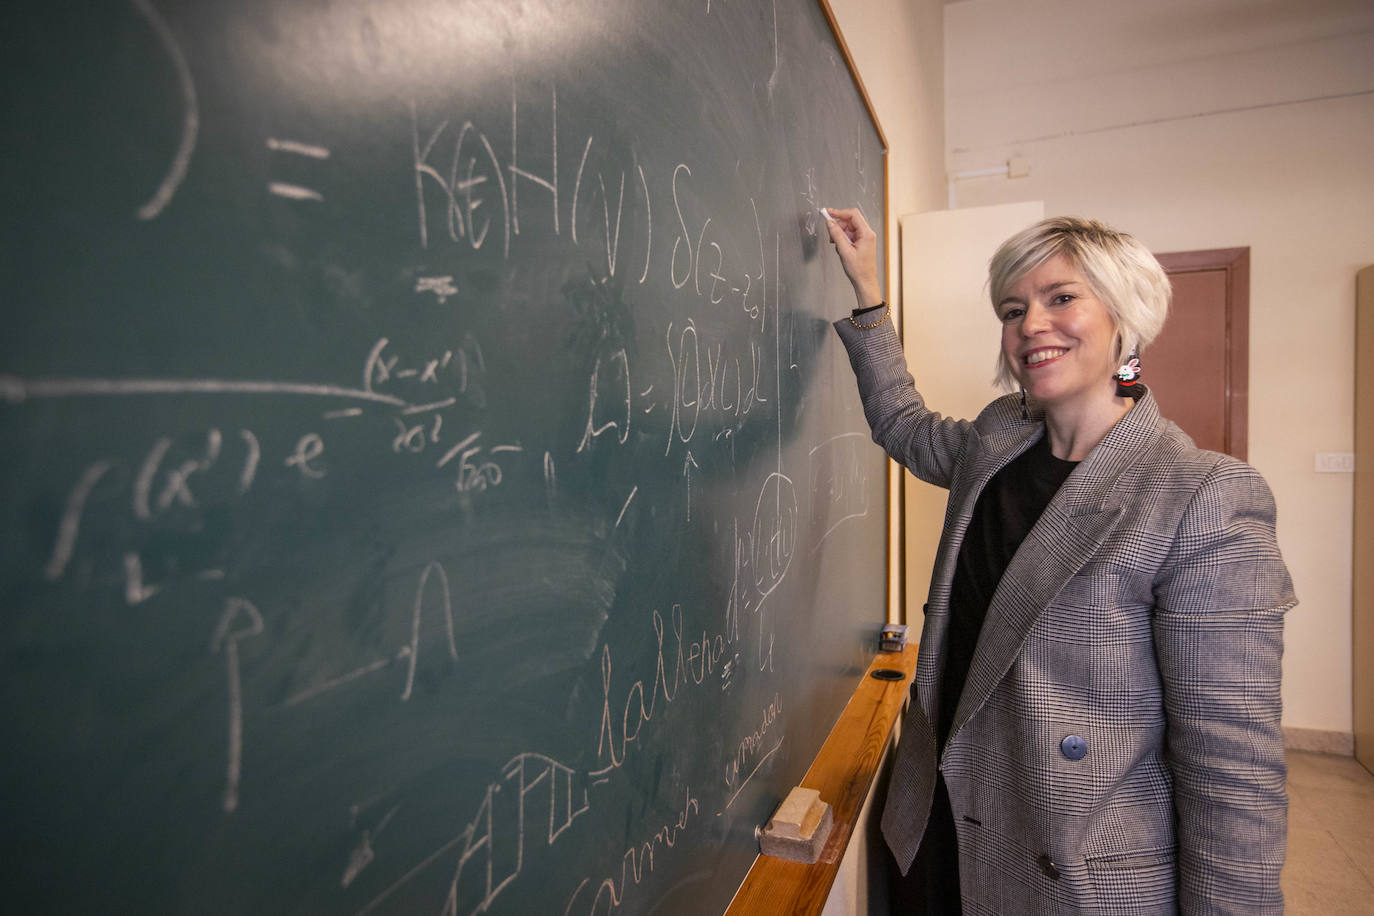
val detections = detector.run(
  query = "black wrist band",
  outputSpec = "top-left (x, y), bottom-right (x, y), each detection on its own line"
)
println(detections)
top-left (848, 301), bottom-right (889, 330)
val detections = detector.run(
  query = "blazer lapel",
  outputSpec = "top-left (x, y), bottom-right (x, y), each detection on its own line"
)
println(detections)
top-left (914, 410), bottom-right (1040, 726)
top-left (945, 392), bottom-right (1167, 749)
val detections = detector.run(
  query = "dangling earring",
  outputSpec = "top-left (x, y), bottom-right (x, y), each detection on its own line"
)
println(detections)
top-left (1115, 348), bottom-right (1142, 398)
top-left (1020, 386), bottom-right (1029, 421)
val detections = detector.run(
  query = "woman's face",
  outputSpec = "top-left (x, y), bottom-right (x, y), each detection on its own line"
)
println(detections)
top-left (998, 254), bottom-right (1119, 411)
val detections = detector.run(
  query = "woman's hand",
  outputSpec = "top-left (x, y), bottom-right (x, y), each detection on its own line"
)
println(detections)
top-left (823, 207), bottom-right (883, 311)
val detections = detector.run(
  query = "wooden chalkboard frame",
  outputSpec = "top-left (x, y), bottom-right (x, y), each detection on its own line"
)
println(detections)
top-left (725, 645), bottom-right (916, 915)
top-left (718, 8), bottom-right (900, 913)
top-left (0, 2), bottom-right (896, 913)
top-left (817, 0), bottom-right (897, 627)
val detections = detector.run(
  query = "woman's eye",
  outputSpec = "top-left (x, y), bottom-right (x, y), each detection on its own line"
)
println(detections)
top-left (1052, 294), bottom-right (1075, 305)
top-left (1000, 307), bottom-right (1024, 321)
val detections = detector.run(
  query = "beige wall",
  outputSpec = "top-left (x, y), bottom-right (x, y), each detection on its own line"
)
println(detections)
top-left (945, 0), bottom-right (1374, 735)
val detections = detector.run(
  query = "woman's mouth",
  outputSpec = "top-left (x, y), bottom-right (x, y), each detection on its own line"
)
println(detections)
top-left (1024, 347), bottom-right (1068, 368)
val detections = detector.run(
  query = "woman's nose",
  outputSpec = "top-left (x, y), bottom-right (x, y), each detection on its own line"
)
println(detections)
top-left (1021, 300), bottom-right (1051, 335)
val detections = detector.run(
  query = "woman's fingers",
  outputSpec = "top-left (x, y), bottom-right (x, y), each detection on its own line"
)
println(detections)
top-left (823, 206), bottom-right (873, 247)
top-left (822, 205), bottom-right (882, 309)
top-left (822, 206), bottom-right (875, 246)
top-left (823, 212), bottom-right (858, 245)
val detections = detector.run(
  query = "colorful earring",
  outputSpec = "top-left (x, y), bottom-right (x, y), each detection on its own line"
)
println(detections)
top-left (1115, 349), bottom-right (1142, 398)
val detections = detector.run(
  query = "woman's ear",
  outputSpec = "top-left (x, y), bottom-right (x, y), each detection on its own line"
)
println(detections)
top-left (1111, 330), bottom-right (1127, 370)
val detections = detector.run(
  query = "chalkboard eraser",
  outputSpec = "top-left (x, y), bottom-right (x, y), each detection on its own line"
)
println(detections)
top-left (759, 787), bottom-right (833, 864)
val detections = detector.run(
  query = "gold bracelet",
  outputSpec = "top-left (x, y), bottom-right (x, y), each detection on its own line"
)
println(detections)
top-left (848, 301), bottom-right (889, 329)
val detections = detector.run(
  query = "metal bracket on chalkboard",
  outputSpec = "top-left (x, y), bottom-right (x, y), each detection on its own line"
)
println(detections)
top-left (879, 623), bottom-right (908, 653)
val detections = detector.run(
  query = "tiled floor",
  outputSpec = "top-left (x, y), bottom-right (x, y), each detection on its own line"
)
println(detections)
top-left (1284, 751), bottom-right (1374, 914)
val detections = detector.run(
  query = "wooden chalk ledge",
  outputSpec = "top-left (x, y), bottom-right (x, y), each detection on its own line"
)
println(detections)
top-left (760, 786), bottom-right (834, 863)
top-left (725, 642), bottom-right (918, 915)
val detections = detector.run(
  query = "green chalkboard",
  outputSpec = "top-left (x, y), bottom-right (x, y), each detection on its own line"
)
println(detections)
top-left (0, 1), bottom-right (888, 912)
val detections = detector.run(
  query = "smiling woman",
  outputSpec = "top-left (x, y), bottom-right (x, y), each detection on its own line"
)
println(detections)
top-left (996, 254), bottom-right (1128, 457)
top-left (823, 210), bottom-right (1296, 915)
top-left (986, 217), bottom-right (1172, 460)
top-left (989, 217), bottom-right (1171, 393)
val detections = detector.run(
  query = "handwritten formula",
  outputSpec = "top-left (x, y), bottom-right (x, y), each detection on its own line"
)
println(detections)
top-left (0, 1), bottom-right (886, 913)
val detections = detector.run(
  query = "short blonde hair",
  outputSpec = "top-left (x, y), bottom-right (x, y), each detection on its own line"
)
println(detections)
top-left (988, 216), bottom-right (1171, 391)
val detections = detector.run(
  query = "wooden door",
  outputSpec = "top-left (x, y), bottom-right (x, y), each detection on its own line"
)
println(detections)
top-left (1355, 265), bottom-right (1374, 774)
top-left (1150, 248), bottom-right (1250, 459)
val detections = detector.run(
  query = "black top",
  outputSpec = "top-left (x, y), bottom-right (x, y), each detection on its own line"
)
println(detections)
top-left (937, 433), bottom-right (1079, 750)
top-left (901, 432), bottom-right (1077, 914)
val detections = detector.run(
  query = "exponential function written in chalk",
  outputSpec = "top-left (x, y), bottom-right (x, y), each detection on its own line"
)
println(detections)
top-left (0, 1), bottom-right (886, 913)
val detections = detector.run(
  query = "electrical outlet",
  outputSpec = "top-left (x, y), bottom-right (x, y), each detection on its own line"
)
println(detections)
top-left (1314, 452), bottom-right (1355, 473)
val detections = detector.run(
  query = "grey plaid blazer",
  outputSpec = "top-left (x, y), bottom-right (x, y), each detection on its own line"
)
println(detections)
top-left (836, 318), bottom-right (1295, 914)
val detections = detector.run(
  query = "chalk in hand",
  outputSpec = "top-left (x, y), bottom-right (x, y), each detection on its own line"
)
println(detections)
top-left (821, 207), bottom-right (858, 243)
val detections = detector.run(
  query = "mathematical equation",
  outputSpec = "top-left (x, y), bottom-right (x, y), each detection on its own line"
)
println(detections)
top-left (0, 1), bottom-right (885, 912)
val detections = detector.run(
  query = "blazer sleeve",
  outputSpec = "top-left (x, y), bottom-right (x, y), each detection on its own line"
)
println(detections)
top-left (1151, 458), bottom-right (1297, 914)
top-left (833, 316), bottom-right (974, 490)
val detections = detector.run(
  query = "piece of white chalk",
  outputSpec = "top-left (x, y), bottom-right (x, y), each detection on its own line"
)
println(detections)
top-left (819, 207), bottom-right (837, 222)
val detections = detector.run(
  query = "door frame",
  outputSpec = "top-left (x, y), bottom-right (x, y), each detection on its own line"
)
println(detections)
top-left (1155, 247), bottom-right (1250, 461)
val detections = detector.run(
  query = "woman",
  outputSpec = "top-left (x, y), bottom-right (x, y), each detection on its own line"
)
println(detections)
top-left (825, 211), bottom-right (1295, 914)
